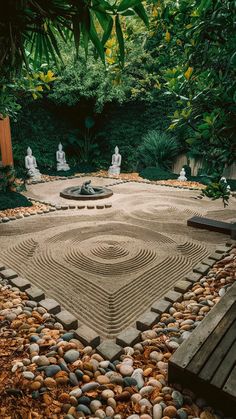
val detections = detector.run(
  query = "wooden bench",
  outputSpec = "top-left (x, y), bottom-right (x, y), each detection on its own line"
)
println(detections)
top-left (168, 281), bottom-right (236, 415)
top-left (187, 216), bottom-right (236, 239)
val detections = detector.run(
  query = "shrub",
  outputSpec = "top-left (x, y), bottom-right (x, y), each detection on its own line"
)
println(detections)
top-left (137, 130), bottom-right (179, 170)
top-left (139, 167), bottom-right (178, 181)
top-left (183, 164), bottom-right (192, 178)
top-left (0, 191), bottom-right (32, 210)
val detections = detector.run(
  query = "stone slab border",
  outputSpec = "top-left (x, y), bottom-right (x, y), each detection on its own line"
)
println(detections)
top-left (0, 240), bottom-right (234, 361)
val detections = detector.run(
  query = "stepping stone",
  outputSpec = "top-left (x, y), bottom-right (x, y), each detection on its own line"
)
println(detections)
top-left (97, 340), bottom-right (123, 361)
top-left (136, 311), bottom-right (160, 331)
top-left (0, 269), bottom-right (18, 280)
top-left (0, 263), bottom-right (5, 271)
top-left (116, 327), bottom-right (140, 347)
top-left (77, 205), bottom-right (85, 209)
top-left (9, 276), bottom-right (31, 291)
top-left (105, 204), bottom-right (112, 208)
top-left (215, 245), bottom-right (230, 254)
top-left (151, 299), bottom-right (171, 314)
top-left (74, 325), bottom-right (100, 348)
top-left (69, 205), bottom-right (76, 209)
top-left (164, 290), bottom-right (182, 303)
top-left (184, 272), bottom-right (202, 283)
top-left (55, 310), bottom-right (78, 330)
top-left (2, 217), bottom-right (10, 222)
top-left (87, 205), bottom-right (95, 209)
top-left (39, 298), bottom-right (61, 314)
top-left (174, 280), bottom-right (192, 293)
top-left (209, 252), bottom-right (224, 261)
top-left (201, 257), bottom-right (215, 267)
top-left (26, 286), bottom-right (45, 302)
top-left (96, 205), bottom-right (104, 209)
top-left (193, 263), bottom-right (209, 275)
top-left (61, 205), bottom-right (68, 210)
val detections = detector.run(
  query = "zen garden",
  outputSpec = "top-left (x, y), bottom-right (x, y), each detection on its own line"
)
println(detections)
top-left (0, 0), bottom-right (236, 418)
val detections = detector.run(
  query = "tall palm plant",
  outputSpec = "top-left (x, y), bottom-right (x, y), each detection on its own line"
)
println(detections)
top-left (0, 0), bottom-right (149, 78)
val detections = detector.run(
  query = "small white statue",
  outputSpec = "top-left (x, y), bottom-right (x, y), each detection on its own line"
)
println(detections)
top-left (178, 167), bottom-right (187, 181)
top-left (108, 146), bottom-right (122, 175)
top-left (25, 147), bottom-right (41, 181)
top-left (56, 143), bottom-right (70, 171)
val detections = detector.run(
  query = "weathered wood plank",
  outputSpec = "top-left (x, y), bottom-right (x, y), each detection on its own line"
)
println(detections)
top-left (223, 365), bottom-right (236, 398)
top-left (211, 340), bottom-right (236, 389)
top-left (187, 303), bottom-right (236, 375)
top-left (169, 281), bottom-right (236, 369)
top-left (199, 318), bottom-right (236, 382)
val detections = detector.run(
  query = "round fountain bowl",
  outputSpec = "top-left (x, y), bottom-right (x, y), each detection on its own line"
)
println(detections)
top-left (60, 186), bottom-right (113, 200)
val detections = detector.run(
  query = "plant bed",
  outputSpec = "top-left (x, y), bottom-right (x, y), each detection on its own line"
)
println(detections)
top-left (0, 192), bottom-right (32, 211)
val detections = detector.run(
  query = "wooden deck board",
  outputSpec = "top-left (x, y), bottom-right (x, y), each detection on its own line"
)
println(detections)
top-left (187, 303), bottom-right (236, 375)
top-left (168, 281), bottom-right (236, 415)
top-left (223, 365), bottom-right (236, 398)
top-left (199, 318), bottom-right (236, 382)
top-left (211, 340), bottom-right (236, 389)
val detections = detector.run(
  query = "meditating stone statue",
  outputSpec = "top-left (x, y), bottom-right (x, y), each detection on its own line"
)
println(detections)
top-left (56, 143), bottom-right (70, 171)
top-left (108, 146), bottom-right (122, 175)
top-left (25, 147), bottom-right (41, 181)
top-left (178, 167), bottom-right (187, 181)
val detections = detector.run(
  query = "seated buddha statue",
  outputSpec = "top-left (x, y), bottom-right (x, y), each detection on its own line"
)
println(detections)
top-left (108, 146), bottom-right (122, 175)
top-left (56, 143), bottom-right (70, 171)
top-left (25, 147), bottom-right (41, 181)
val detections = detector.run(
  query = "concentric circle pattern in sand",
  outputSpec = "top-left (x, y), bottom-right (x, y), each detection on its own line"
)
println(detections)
top-left (0, 178), bottom-right (235, 337)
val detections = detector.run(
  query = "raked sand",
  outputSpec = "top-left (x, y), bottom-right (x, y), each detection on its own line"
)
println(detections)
top-left (0, 177), bottom-right (235, 337)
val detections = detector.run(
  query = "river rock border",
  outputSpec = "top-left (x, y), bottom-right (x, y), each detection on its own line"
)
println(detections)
top-left (0, 240), bottom-right (234, 361)
top-left (0, 197), bottom-right (113, 224)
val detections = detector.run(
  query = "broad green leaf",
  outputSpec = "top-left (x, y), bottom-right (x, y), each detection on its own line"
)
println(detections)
top-left (117, 0), bottom-right (141, 12)
top-left (115, 15), bottom-right (124, 67)
top-left (89, 14), bottom-right (105, 62)
top-left (133, 3), bottom-right (149, 27)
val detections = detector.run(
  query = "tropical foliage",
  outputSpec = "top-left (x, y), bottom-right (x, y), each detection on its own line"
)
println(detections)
top-left (2, 0), bottom-right (236, 196)
top-left (138, 130), bottom-right (179, 170)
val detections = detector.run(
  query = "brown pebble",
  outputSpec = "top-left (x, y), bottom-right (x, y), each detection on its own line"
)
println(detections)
top-left (69, 396), bottom-right (78, 406)
top-left (61, 403), bottom-right (71, 413)
top-left (143, 368), bottom-right (152, 377)
top-left (200, 412), bottom-right (215, 419)
top-left (96, 375), bottom-right (110, 384)
top-left (68, 406), bottom-right (76, 415)
top-left (55, 377), bottom-right (69, 385)
top-left (34, 375), bottom-right (44, 383)
top-left (44, 377), bottom-right (57, 388)
top-left (163, 406), bottom-right (177, 417)
top-left (115, 391), bottom-right (131, 401)
top-left (59, 393), bottom-right (70, 403)
top-left (30, 381), bottom-right (41, 390)
top-left (82, 375), bottom-right (90, 382)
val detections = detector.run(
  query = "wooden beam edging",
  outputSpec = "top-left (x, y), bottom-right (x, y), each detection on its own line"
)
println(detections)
top-left (169, 281), bottom-right (236, 370)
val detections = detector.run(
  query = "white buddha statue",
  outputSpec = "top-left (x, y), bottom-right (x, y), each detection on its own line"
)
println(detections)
top-left (25, 147), bottom-right (41, 181)
top-left (56, 143), bottom-right (70, 171)
top-left (178, 167), bottom-right (187, 181)
top-left (108, 146), bottom-right (122, 175)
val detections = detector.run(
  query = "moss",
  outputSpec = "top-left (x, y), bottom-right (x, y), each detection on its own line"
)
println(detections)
top-left (0, 192), bottom-right (32, 211)
top-left (139, 167), bottom-right (178, 181)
